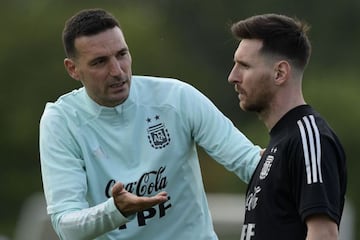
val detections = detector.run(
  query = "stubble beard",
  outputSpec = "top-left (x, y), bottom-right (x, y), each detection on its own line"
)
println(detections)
top-left (240, 88), bottom-right (272, 116)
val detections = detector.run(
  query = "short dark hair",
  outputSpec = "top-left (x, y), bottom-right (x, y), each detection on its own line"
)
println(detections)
top-left (62, 8), bottom-right (120, 58)
top-left (231, 13), bottom-right (312, 70)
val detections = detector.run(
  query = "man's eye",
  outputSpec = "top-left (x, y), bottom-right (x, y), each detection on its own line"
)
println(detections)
top-left (91, 58), bottom-right (105, 66)
top-left (116, 52), bottom-right (127, 59)
top-left (239, 62), bottom-right (247, 67)
top-left (240, 63), bottom-right (250, 69)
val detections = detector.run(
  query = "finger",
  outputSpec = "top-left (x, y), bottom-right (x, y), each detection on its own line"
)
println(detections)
top-left (155, 191), bottom-right (168, 199)
top-left (260, 148), bottom-right (266, 156)
top-left (114, 191), bottom-right (169, 216)
top-left (112, 182), bottom-right (124, 196)
top-left (144, 192), bottom-right (168, 205)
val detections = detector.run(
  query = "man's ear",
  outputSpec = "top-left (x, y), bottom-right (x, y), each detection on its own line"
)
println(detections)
top-left (64, 58), bottom-right (80, 81)
top-left (274, 60), bottom-right (290, 85)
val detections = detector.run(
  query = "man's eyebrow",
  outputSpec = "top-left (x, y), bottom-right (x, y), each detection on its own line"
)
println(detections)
top-left (88, 47), bottom-right (130, 63)
top-left (118, 47), bottom-right (129, 53)
top-left (235, 59), bottom-right (249, 66)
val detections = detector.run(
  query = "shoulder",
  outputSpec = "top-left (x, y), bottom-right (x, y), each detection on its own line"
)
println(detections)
top-left (131, 75), bottom-right (203, 105)
top-left (132, 75), bottom-right (191, 90)
top-left (294, 109), bottom-right (343, 150)
top-left (285, 109), bottom-right (345, 166)
top-left (40, 87), bottom-right (89, 126)
top-left (280, 106), bottom-right (331, 144)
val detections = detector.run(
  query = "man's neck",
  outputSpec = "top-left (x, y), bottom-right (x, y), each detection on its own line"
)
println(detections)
top-left (259, 91), bottom-right (305, 131)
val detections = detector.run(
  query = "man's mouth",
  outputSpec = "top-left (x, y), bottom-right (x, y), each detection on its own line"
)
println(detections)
top-left (110, 80), bottom-right (127, 88)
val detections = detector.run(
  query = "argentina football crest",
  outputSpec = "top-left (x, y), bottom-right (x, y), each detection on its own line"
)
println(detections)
top-left (146, 115), bottom-right (171, 149)
top-left (259, 147), bottom-right (277, 180)
top-left (259, 156), bottom-right (274, 180)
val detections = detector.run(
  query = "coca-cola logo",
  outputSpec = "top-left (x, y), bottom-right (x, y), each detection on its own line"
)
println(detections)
top-left (105, 166), bottom-right (168, 198)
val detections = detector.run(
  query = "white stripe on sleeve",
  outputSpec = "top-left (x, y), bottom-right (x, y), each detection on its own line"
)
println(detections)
top-left (297, 115), bottom-right (323, 184)
top-left (310, 115), bottom-right (323, 183)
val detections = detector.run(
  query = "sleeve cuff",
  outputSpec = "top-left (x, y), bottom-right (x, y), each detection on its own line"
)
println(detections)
top-left (105, 197), bottom-right (136, 223)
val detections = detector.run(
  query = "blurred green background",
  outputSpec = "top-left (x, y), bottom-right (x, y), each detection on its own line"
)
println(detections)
top-left (0, 0), bottom-right (359, 239)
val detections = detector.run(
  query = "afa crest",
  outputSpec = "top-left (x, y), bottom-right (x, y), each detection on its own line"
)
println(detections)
top-left (146, 116), bottom-right (171, 149)
top-left (259, 155), bottom-right (274, 180)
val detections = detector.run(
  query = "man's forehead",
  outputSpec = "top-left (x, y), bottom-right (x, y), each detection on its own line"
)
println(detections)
top-left (238, 39), bottom-right (263, 52)
top-left (234, 39), bottom-right (262, 58)
top-left (74, 27), bottom-right (127, 57)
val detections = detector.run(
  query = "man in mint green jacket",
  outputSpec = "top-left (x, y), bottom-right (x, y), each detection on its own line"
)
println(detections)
top-left (39, 8), bottom-right (261, 240)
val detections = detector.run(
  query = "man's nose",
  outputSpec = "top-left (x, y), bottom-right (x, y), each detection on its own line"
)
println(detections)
top-left (228, 66), bottom-right (237, 84)
top-left (228, 65), bottom-right (242, 85)
top-left (109, 58), bottom-right (123, 76)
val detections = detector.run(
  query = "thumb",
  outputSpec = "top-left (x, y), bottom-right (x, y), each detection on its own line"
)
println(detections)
top-left (112, 182), bottom-right (125, 197)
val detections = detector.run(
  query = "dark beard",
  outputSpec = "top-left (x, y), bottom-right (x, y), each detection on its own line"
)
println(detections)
top-left (240, 89), bottom-right (272, 114)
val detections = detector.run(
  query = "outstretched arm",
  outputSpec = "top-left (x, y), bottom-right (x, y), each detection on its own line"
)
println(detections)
top-left (55, 183), bottom-right (168, 240)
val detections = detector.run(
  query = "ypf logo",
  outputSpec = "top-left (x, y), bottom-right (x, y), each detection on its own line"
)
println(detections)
top-left (146, 115), bottom-right (171, 149)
